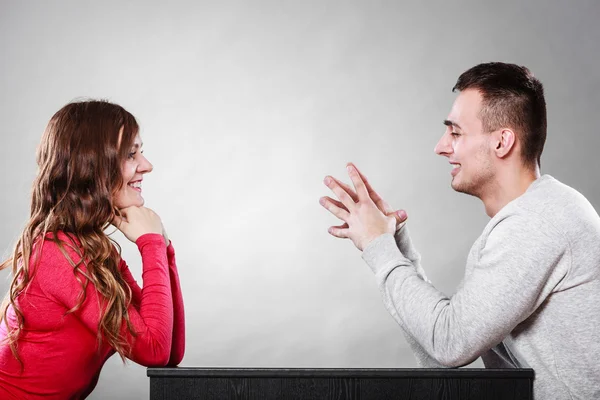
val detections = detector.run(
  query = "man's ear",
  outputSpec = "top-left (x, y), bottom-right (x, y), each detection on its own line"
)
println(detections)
top-left (493, 128), bottom-right (516, 159)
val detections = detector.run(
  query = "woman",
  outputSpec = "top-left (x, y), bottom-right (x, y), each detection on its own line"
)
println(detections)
top-left (0, 100), bottom-right (185, 399)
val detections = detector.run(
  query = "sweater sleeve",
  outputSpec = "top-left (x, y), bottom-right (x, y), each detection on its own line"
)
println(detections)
top-left (165, 242), bottom-right (185, 366)
top-left (362, 213), bottom-right (571, 367)
top-left (119, 240), bottom-right (185, 365)
top-left (39, 233), bottom-right (174, 367)
top-left (120, 260), bottom-right (143, 309)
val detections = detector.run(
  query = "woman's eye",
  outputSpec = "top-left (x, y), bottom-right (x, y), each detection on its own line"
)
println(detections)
top-left (128, 151), bottom-right (136, 159)
top-left (451, 132), bottom-right (460, 137)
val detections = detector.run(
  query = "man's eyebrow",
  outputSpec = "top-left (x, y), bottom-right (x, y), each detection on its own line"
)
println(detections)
top-left (443, 119), bottom-right (462, 130)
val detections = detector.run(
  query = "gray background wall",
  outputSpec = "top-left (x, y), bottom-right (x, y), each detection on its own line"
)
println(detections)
top-left (1, 1), bottom-right (600, 399)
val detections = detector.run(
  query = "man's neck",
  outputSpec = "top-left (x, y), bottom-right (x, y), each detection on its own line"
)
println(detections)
top-left (481, 164), bottom-right (541, 217)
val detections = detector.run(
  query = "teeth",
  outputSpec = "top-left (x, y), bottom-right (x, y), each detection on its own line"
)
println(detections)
top-left (452, 164), bottom-right (460, 169)
top-left (128, 181), bottom-right (142, 188)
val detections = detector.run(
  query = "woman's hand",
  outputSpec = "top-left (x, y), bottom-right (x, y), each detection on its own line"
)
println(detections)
top-left (112, 206), bottom-right (164, 243)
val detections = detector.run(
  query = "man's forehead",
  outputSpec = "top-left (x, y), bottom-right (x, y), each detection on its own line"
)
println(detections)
top-left (447, 89), bottom-right (483, 126)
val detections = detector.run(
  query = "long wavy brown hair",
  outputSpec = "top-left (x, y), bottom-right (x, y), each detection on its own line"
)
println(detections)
top-left (0, 100), bottom-right (139, 364)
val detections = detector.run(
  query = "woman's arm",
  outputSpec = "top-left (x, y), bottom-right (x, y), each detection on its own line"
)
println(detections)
top-left (119, 241), bottom-right (185, 365)
top-left (120, 260), bottom-right (143, 309)
top-left (40, 233), bottom-right (174, 367)
top-left (165, 242), bottom-right (185, 365)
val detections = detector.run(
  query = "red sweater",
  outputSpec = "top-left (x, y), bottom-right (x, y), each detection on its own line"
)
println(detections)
top-left (0, 232), bottom-right (185, 399)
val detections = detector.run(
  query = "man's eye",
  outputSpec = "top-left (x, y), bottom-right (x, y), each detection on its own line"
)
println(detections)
top-left (451, 132), bottom-right (460, 137)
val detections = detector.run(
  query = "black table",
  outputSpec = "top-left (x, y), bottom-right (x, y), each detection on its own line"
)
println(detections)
top-left (147, 367), bottom-right (534, 399)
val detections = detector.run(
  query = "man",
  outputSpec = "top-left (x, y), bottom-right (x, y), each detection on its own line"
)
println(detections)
top-left (319, 62), bottom-right (600, 399)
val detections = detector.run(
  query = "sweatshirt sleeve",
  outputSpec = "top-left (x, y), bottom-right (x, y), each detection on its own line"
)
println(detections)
top-left (39, 233), bottom-right (174, 367)
top-left (362, 213), bottom-right (571, 367)
top-left (394, 226), bottom-right (432, 284)
top-left (390, 225), bottom-right (445, 368)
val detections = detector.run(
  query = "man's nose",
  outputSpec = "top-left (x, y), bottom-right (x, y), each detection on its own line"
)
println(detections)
top-left (434, 133), bottom-right (452, 156)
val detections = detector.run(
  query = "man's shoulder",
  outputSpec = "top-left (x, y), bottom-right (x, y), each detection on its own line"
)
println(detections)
top-left (490, 175), bottom-right (593, 225)
top-left (521, 175), bottom-right (591, 208)
top-left (479, 175), bottom-right (598, 246)
top-left (485, 208), bottom-right (555, 235)
top-left (473, 209), bottom-right (568, 265)
top-left (480, 201), bottom-right (565, 246)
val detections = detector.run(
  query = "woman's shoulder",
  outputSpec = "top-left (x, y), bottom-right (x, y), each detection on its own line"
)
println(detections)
top-left (30, 231), bottom-right (125, 274)
top-left (30, 231), bottom-right (87, 273)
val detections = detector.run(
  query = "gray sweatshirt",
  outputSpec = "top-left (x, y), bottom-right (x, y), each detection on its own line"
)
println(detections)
top-left (362, 175), bottom-right (600, 400)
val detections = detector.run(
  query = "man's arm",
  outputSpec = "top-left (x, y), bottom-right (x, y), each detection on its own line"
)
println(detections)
top-left (320, 163), bottom-right (440, 366)
top-left (391, 225), bottom-right (445, 367)
top-left (394, 225), bottom-right (431, 284)
top-left (362, 213), bottom-right (571, 366)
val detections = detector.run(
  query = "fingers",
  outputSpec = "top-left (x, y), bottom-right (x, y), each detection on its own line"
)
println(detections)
top-left (320, 196), bottom-right (349, 212)
top-left (323, 176), bottom-right (357, 211)
top-left (330, 177), bottom-right (359, 202)
top-left (117, 206), bottom-right (134, 219)
top-left (111, 206), bottom-right (164, 243)
top-left (328, 223), bottom-right (349, 238)
top-left (319, 196), bottom-right (350, 222)
top-left (321, 165), bottom-right (409, 248)
top-left (112, 206), bottom-right (134, 226)
top-left (325, 165), bottom-right (379, 205)
top-left (350, 163), bottom-right (396, 216)
top-left (391, 209), bottom-right (408, 228)
top-left (346, 164), bottom-right (370, 202)
top-left (111, 214), bottom-right (126, 229)
top-left (350, 162), bottom-right (388, 208)
top-left (395, 209), bottom-right (408, 222)
top-left (350, 163), bottom-right (374, 194)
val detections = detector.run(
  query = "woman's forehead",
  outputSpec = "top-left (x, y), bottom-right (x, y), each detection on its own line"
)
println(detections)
top-left (118, 129), bottom-right (142, 149)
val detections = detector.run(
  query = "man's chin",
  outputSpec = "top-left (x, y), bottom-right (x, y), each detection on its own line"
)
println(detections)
top-left (451, 178), bottom-right (468, 194)
top-left (450, 177), bottom-right (460, 191)
top-left (451, 180), bottom-right (480, 198)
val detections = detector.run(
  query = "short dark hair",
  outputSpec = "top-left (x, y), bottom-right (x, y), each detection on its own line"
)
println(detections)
top-left (453, 62), bottom-right (547, 168)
